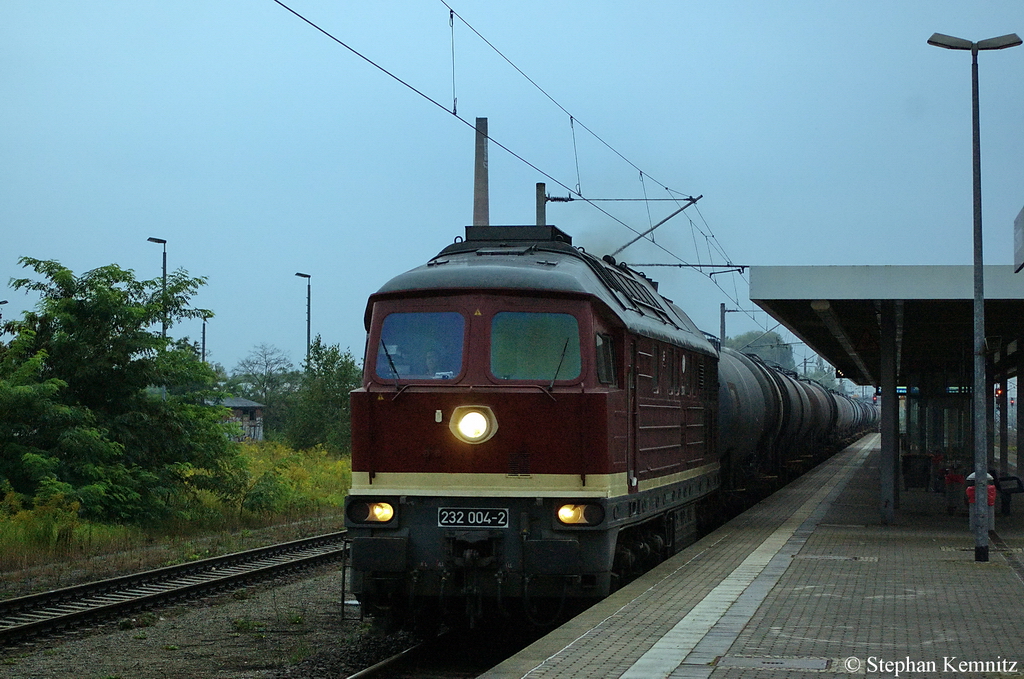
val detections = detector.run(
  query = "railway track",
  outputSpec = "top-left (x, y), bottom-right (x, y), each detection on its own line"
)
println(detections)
top-left (0, 531), bottom-right (347, 646)
top-left (343, 625), bottom-right (546, 679)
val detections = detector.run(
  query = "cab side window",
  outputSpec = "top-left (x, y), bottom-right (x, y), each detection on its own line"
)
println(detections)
top-left (596, 333), bottom-right (617, 385)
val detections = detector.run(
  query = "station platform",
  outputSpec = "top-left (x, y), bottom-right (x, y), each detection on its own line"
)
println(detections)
top-left (479, 434), bottom-right (1024, 678)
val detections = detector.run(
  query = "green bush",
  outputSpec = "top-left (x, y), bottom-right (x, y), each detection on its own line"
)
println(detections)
top-left (0, 440), bottom-right (350, 576)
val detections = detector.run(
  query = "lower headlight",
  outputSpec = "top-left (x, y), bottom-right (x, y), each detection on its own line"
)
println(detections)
top-left (556, 503), bottom-right (605, 526)
top-left (347, 501), bottom-right (395, 524)
top-left (449, 405), bottom-right (498, 444)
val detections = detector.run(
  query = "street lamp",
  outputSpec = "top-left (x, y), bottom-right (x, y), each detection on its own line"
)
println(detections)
top-left (928, 31), bottom-right (1022, 563)
top-left (295, 273), bottom-right (311, 363)
top-left (147, 237), bottom-right (168, 339)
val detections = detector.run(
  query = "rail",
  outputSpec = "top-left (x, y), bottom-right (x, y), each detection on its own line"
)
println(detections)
top-left (0, 531), bottom-right (347, 645)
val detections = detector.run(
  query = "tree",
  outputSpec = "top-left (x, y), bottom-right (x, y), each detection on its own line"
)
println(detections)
top-left (0, 257), bottom-right (238, 523)
top-left (801, 356), bottom-right (844, 392)
top-left (724, 330), bottom-right (796, 372)
top-left (227, 344), bottom-right (302, 437)
top-left (0, 331), bottom-right (120, 509)
top-left (284, 336), bottom-right (362, 453)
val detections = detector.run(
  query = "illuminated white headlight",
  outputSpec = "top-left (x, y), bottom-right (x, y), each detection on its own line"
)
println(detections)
top-left (458, 411), bottom-right (488, 439)
top-left (557, 504), bottom-right (585, 524)
top-left (449, 406), bottom-right (498, 444)
top-left (369, 502), bottom-right (395, 522)
top-left (347, 501), bottom-right (395, 524)
top-left (556, 503), bottom-right (605, 526)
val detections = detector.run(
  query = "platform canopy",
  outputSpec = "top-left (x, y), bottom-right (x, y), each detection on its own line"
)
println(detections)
top-left (749, 265), bottom-right (1024, 386)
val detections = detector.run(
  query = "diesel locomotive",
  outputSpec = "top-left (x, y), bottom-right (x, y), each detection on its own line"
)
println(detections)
top-left (344, 224), bottom-right (877, 626)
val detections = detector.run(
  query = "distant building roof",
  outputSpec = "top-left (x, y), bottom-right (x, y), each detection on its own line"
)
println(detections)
top-left (208, 397), bottom-right (265, 408)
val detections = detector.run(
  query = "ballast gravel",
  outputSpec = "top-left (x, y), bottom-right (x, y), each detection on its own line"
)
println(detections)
top-left (0, 566), bottom-right (416, 679)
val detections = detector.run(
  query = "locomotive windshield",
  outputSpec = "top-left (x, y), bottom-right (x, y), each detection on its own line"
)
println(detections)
top-left (491, 312), bottom-right (581, 381)
top-left (376, 311), bottom-right (464, 380)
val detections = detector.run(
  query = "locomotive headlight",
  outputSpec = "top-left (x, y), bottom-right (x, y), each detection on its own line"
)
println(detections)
top-left (449, 406), bottom-right (498, 444)
top-left (369, 502), bottom-right (395, 522)
top-left (556, 503), bottom-right (605, 526)
top-left (347, 501), bottom-right (395, 524)
top-left (458, 411), bottom-right (488, 439)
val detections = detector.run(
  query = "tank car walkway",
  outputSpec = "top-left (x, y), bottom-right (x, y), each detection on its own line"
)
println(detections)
top-left (478, 434), bottom-right (1024, 678)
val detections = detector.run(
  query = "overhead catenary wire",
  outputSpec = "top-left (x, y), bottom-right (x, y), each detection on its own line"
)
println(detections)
top-left (270, 0), bottom-right (702, 264)
top-left (570, 117), bottom-right (583, 196)
top-left (449, 10), bottom-right (457, 114)
top-left (444, 1), bottom-right (737, 283)
top-left (440, 0), bottom-right (678, 194)
top-left (271, 0), bottom-right (774, 341)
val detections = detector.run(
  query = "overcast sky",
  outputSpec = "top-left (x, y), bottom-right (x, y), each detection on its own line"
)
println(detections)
top-left (4, 1), bottom-right (1024, 373)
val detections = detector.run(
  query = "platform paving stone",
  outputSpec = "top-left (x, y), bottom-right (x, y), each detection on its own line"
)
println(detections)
top-left (478, 434), bottom-right (1024, 679)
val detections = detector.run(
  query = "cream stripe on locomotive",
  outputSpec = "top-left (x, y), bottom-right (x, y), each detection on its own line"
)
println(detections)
top-left (350, 462), bottom-right (719, 498)
top-left (637, 461), bottom-right (720, 493)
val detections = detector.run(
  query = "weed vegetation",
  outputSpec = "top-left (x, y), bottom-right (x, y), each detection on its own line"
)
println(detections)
top-left (0, 441), bottom-right (350, 597)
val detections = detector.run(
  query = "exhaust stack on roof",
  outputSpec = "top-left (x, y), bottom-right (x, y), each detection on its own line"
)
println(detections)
top-left (473, 117), bottom-right (488, 226)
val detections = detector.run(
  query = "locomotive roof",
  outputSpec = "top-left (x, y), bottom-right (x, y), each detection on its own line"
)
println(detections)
top-left (367, 225), bottom-right (717, 356)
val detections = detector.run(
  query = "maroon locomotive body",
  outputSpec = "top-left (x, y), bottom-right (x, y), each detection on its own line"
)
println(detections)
top-left (344, 224), bottom-right (875, 626)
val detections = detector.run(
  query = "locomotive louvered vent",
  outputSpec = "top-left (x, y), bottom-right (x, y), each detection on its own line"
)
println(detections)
top-left (508, 451), bottom-right (530, 476)
top-left (604, 266), bottom-right (675, 325)
top-left (581, 258), bottom-right (675, 327)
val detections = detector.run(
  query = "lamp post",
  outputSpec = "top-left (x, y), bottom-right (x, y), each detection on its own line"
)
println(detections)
top-left (928, 31), bottom-right (1021, 563)
top-left (201, 314), bottom-right (210, 364)
top-left (147, 237), bottom-right (168, 339)
top-left (295, 273), bottom-right (311, 363)
top-left (147, 238), bottom-right (168, 401)
top-left (0, 300), bottom-right (7, 327)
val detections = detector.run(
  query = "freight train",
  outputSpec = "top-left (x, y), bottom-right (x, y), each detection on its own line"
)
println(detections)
top-left (344, 224), bottom-right (877, 627)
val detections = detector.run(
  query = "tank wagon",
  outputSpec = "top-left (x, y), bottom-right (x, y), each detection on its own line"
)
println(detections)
top-left (344, 224), bottom-right (877, 626)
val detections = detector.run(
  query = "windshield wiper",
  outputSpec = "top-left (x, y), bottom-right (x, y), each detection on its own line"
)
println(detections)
top-left (380, 339), bottom-right (402, 388)
top-left (548, 337), bottom-right (571, 390)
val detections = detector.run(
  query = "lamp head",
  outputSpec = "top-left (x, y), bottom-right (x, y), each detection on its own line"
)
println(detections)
top-left (978, 33), bottom-right (1022, 50)
top-left (929, 32), bottom-right (1022, 51)
top-left (928, 33), bottom-right (973, 50)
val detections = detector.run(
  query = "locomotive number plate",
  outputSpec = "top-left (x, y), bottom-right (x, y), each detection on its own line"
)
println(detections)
top-left (437, 507), bottom-right (508, 528)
